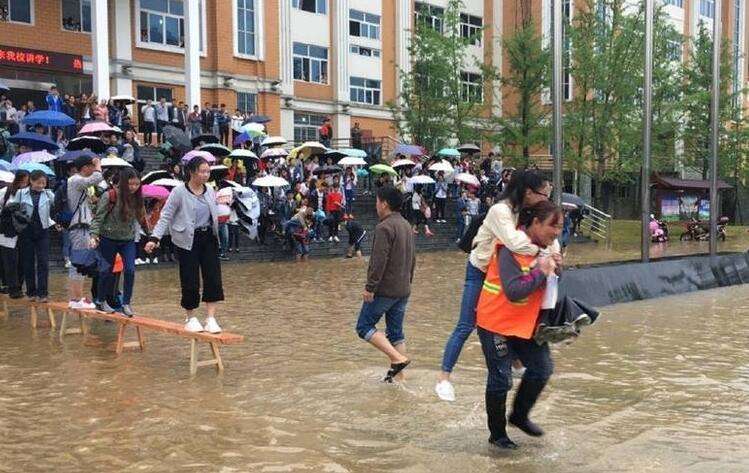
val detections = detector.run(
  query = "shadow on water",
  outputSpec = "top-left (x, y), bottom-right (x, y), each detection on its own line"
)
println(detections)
top-left (0, 249), bottom-right (748, 472)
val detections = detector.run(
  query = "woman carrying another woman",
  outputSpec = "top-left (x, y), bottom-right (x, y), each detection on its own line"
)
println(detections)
top-left (89, 168), bottom-right (147, 317)
top-left (145, 156), bottom-right (225, 334)
top-left (0, 171), bottom-right (29, 299)
top-left (435, 170), bottom-right (560, 402)
top-left (477, 200), bottom-right (563, 449)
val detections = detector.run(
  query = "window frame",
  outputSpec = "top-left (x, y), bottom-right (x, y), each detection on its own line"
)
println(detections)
top-left (350, 44), bottom-right (381, 58)
top-left (237, 91), bottom-right (258, 115)
top-left (699, 0), bottom-right (715, 18)
top-left (292, 0), bottom-right (326, 15)
top-left (135, 0), bottom-right (207, 55)
top-left (60, 0), bottom-right (91, 34)
top-left (0, 0), bottom-right (34, 25)
top-left (293, 42), bottom-right (329, 84)
top-left (415, 2), bottom-right (444, 33)
top-left (459, 13), bottom-right (482, 46)
top-left (664, 0), bottom-right (683, 8)
top-left (233, 0), bottom-right (264, 60)
top-left (294, 112), bottom-right (326, 142)
top-left (349, 9), bottom-right (380, 40)
top-left (460, 71), bottom-right (483, 104)
top-left (349, 76), bottom-right (382, 106)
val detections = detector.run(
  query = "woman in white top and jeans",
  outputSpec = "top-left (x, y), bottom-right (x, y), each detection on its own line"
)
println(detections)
top-left (435, 170), bottom-right (560, 402)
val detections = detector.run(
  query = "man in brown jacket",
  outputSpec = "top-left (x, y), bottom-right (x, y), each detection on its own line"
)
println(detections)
top-left (355, 186), bottom-right (416, 382)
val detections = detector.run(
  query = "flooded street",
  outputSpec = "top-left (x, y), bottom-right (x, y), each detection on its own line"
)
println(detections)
top-left (1, 251), bottom-right (748, 472)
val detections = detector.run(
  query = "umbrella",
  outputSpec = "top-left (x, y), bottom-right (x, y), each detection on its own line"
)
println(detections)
top-left (260, 147), bottom-right (288, 160)
top-left (150, 178), bottom-right (182, 188)
top-left (0, 81), bottom-right (9, 91)
top-left (289, 141), bottom-right (327, 160)
top-left (233, 132), bottom-right (253, 147)
top-left (410, 175), bottom-right (436, 185)
top-left (428, 160), bottom-right (454, 173)
top-left (101, 156), bottom-right (133, 168)
top-left (437, 148), bottom-right (461, 157)
top-left (252, 175), bottom-right (289, 187)
top-left (110, 95), bottom-right (136, 104)
top-left (111, 126), bottom-right (123, 135)
top-left (0, 161), bottom-right (13, 172)
top-left (356, 168), bottom-right (369, 178)
top-left (457, 143), bottom-right (481, 154)
top-left (533, 296), bottom-right (599, 345)
top-left (339, 148), bottom-right (367, 158)
top-left (454, 172), bottom-right (481, 187)
top-left (240, 122), bottom-right (266, 136)
top-left (162, 125), bottom-right (192, 151)
top-left (0, 170), bottom-right (14, 183)
top-left (191, 134), bottom-right (219, 148)
top-left (68, 136), bottom-right (107, 153)
top-left (141, 170), bottom-right (171, 184)
top-left (60, 150), bottom-right (97, 163)
top-left (261, 135), bottom-right (287, 147)
top-left (141, 184), bottom-right (170, 200)
top-left (230, 149), bottom-right (259, 160)
top-left (393, 144), bottom-right (425, 156)
top-left (12, 150), bottom-right (56, 166)
top-left (181, 149), bottom-right (217, 164)
top-left (199, 143), bottom-right (232, 157)
top-left (562, 202), bottom-right (579, 211)
top-left (248, 115), bottom-right (272, 124)
top-left (22, 110), bottom-right (75, 127)
top-left (392, 158), bottom-right (416, 168)
top-left (562, 192), bottom-right (586, 208)
top-left (18, 162), bottom-right (54, 176)
top-left (323, 149), bottom-right (349, 163)
top-left (313, 165), bottom-right (343, 176)
top-left (78, 122), bottom-right (115, 136)
top-left (210, 164), bottom-right (229, 181)
top-left (369, 164), bottom-right (397, 176)
top-left (8, 132), bottom-right (59, 152)
top-left (338, 156), bottom-right (367, 167)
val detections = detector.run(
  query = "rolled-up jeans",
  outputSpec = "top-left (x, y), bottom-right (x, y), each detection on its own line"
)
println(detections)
top-left (97, 237), bottom-right (136, 305)
top-left (440, 260), bottom-right (485, 372)
top-left (356, 296), bottom-right (409, 346)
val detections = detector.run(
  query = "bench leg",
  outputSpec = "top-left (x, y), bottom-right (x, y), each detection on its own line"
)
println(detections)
top-left (0, 299), bottom-right (7, 319)
top-left (190, 339), bottom-right (198, 376)
top-left (30, 305), bottom-right (37, 329)
top-left (59, 311), bottom-right (85, 342)
top-left (115, 323), bottom-right (146, 355)
top-left (47, 307), bottom-right (57, 330)
top-left (210, 342), bottom-right (224, 373)
top-left (189, 340), bottom-right (224, 376)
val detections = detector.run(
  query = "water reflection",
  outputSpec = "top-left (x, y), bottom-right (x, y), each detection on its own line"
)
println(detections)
top-left (0, 251), bottom-right (748, 472)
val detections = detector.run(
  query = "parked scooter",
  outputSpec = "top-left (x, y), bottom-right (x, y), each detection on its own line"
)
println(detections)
top-left (679, 217), bottom-right (728, 241)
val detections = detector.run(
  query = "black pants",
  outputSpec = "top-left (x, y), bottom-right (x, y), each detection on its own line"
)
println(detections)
top-left (0, 246), bottom-right (20, 294)
top-left (175, 229), bottom-right (225, 310)
top-left (228, 224), bottom-right (240, 250)
top-left (219, 125), bottom-right (229, 146)
top-left (157, 120), bottom-right (169, 143)
top-left (327, 210), bottom-right (342, 237)
top-left (435, 197), bottom-right (446, 220)
top-left (20, 227), bottom-right (49, 298)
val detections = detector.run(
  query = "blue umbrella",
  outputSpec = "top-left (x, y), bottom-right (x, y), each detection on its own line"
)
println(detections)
top-left (0, 81), bottom-right (9, 92)
top-left (233, 132), bottom-right (252, 146)
top-left (18, 162), bottom-right (54, 176)
top-left (393, 143), bottom-right (425, 156)
top-left (22, 110), bottom-right (75, 127)
top-left (8, 132), bottom-right (59, 152)
top-left (0, 160), bottom-right (13, 172)
top-left (248, 115), bottom-right (272, 124)
top-left (60, 150), bottom-right (98, 162)
top-left (340, 148), bottom-right (367, 158)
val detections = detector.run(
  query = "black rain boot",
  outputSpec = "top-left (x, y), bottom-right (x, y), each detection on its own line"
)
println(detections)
top-left (509, 378), bottom-right (547, 437)
top-left (486, 391), bottom-right (518, 449)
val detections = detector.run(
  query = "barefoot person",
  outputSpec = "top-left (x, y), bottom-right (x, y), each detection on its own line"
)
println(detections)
top-left (355, 186), bottom-right (416, 383)
top-left (477, 200), bottom-right (562, 449)
top-left (145, 156), bottom-right (225, 333)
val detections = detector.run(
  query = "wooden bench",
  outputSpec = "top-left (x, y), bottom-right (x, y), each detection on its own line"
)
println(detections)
top-left (1, 298), bottom-right (243, 375)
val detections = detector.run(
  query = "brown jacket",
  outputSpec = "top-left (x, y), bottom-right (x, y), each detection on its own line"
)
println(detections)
top-left (366, 212), bottom-right (416, 298)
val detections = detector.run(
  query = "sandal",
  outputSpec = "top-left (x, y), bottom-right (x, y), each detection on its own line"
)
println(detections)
top-left (383, 360), bottom-right (411, 383)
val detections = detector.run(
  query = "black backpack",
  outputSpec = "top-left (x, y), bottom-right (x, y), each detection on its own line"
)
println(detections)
top-left (457, 212), bottom-right (487, 253)
top-left (52, 181), bottom-right (72, 227)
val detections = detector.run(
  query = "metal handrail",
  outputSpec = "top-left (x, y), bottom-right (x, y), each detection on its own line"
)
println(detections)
top-left (579, 203), bottom-right (613, 248)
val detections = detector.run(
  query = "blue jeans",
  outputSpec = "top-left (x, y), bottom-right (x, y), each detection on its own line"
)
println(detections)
top-left (344, 188), bottom-right (355, 214)
top-left (440, 261), bottom-right (484, 372)
top-left (61, 229), bottom-right (71, 259)
top-left (478, 326), bottom-right (553, 395)
top-left (356, 296), bottom-right (409, 345)
top-left (456, 213), bottom-right (466, 240)
top-left (218, 223), bottom-right (229, 255)
top-left (97, 237), bottom-right (136, 305)
top-left (20, 227), bottom-right (49, 298)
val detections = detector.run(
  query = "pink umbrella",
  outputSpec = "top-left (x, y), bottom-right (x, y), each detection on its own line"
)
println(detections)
top-left (454, 172), bottom-right (481, 188)
top-left (78, 122), bottom-right (115, 135)
top-left (12, 150), bottom-right (56, 166)
top-left (141, 184), bottom-right (170, 200)
top-left (181, 149), bottom-right (217, 164)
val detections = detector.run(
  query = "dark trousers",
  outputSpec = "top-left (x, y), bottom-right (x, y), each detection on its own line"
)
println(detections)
top-left (327, 210), bottom-right (342, 237)
top-left (228, 224), bottom-right (240, 250)
top-left (20, 227), bottom-right (49, 298)
top-left (0, 246), bottom-right (20, 294)
top-left (157, 120), bottom-right (169, 143)
top-left (435, 197), bottom-right (446, 220)
top-left (175, 229), bottom-right (225, 310)
top-left (97, 237), bottom-right (136, 305)
top-left (219, 125), bottom-right (229, 146)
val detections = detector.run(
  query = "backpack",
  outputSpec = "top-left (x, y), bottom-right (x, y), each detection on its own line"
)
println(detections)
top-left (457, 212), bottom-right (487, 253)
top-left (52, 181), bottom-right (72, 227)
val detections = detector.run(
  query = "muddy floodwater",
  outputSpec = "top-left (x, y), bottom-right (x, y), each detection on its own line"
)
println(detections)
top-left (1, 250), bottom-right (748, 472)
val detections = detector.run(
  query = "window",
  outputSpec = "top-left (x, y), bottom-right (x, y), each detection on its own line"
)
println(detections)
top-left (664, 0), bottom-right (683, 7)
top-left (350, 77), bottom-right (381, 105)
top-left (61, 0), bottom-right (90, 32)
top-left (136, 85), bottom-right (174, 103)
top-left (236, 0), bottom-right (256, 56)
top-left (350, 45), bottom-right (381, 58)
top-left (699, 0), bottom-right (714, 17)
top-left (460, 13), bottom-right (482, 46)
top-left (666, 39), bottom-right (682, 62)
top-left (294, 112), bottom-right (326, 142)
top-left (0, 0), bottom-right (32, 23)
top-left (138, 0), bottom-right (204, 50)
top-left (237, 92), bottom-right (257, 114)
top-left (460, 72), bottom-right (483, 103)
top-left (293, 42), bottom-right (328, 84)
top-left (349, 9), bottom-right (380, 40)
top-left (415, 2), bottom-right (444, 32)
top-left (292, 0), bottom-right (325, 14)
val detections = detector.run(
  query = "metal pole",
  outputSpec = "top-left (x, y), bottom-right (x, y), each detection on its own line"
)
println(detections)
top-left (552, 0), bottom-right (563, 206)
top-left (641, 0), bottom-right (654, 262)
top-left (709, 0), bottom-right (722, 255)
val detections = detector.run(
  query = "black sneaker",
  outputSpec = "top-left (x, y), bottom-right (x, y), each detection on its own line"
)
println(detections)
top-left (0, 286), bottom-right (8, 294)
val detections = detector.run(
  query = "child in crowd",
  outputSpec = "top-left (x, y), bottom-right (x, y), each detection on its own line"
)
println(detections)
top-left (345, 216), bottom-right (366, 258)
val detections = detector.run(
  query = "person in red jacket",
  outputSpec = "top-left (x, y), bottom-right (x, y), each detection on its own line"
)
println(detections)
top-left (324, 185), bottom-right (344, 242)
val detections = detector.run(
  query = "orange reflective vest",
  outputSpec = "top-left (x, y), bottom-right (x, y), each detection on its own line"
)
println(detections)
top-left (476, 244), bottom-right (544, 340)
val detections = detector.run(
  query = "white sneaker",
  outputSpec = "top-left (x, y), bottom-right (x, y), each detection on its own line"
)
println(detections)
top-left (64, 259), bottom-right (72, 269)
top-left (333, 236), bottom-right (340, 243)
top-left (435, 380), bottom-right (456, 402)
top-left (68, 299), bottom-right (79, 309)
top-left (512, 366), bottom-right (527, 379)
top-left (151, 258), bottom-right (159, 264)
top-left (184, 317), bottom-right (204, 333)
top-left (204, 316), bottom-right (222, 334)
top-left (70, 298), bottom-right (96, 310)
top-left (135, 258), bottom-right (145, 266)
top-left (328, 236), bottom-right (334, 242)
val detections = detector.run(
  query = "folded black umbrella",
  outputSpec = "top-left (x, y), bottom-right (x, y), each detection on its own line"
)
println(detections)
top-left (191, 134), bottom-right (219, 148)
top-left (534, 296), bottom-right (599, 345)
top-left (162, 125), bottom-right (192, 151)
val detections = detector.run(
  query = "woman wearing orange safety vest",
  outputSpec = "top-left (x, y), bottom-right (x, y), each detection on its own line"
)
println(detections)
top-left (476, 200), bottom-right (563, 450)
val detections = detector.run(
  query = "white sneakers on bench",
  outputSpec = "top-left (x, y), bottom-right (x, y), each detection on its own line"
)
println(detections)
top-left (69, 298), bottom-right (97, 310)
top-left (185, 316), bottom-right (222, 334)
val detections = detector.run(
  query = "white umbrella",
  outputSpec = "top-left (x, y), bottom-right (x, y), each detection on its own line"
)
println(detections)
top-left (410, 175), bottom-right (436, 185)
top-left (110, 95), bottom-right (136, 104)
top-left (454, 172), bottom-right (481, 187)
top-left (338, 156), bottom-right (367, 167)
top-left (429, 160), bottom-right (454, 173)
top-left (150, 178), bottom-right (182, 188)
top-left (230, 149), bottom-right (259, 160)
top-left (0, 170), bottom-right (14, 183)
top-left (392, 158), bottom-right (416, 168)
top-left (261, 135), bottom-right (288, 147)
top-left (101, 156), bottom-right (133, 168)
top-left (252, 175), bottom-right (290, 187)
